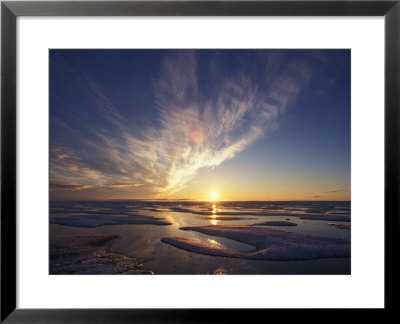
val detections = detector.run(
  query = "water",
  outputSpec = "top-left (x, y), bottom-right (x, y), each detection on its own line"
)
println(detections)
top-left (50, 200), bottom-right (350, 274)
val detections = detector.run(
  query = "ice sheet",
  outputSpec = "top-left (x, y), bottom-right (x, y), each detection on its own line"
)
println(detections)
top-left (162, 225), bottom-right (350, 260)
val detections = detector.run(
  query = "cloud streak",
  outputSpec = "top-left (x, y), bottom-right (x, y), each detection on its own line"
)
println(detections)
top-left (50, 50), bottom-right (329, 197)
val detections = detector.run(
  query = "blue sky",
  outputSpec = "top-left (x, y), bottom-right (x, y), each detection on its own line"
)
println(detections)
top-left (50, 49), bottom-right (350, 201)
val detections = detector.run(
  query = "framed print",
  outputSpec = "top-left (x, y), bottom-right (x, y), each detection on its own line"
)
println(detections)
top-left (1, 0), bottom-right (399, 322)
top-left (47, 48), bottom-right (351, 276)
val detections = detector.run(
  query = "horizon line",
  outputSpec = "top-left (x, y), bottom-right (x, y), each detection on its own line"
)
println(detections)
top-left (49, 198), bottom-right (351, 202)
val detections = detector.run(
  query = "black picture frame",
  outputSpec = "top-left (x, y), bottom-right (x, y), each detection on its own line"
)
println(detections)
top-left (1, 0), bottom-right (399, 322)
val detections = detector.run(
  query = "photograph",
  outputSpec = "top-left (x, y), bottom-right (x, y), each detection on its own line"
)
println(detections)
top-left (49, 49), bottom-right (351, 275)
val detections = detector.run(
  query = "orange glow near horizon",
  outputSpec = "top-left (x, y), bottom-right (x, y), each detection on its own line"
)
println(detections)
top-left (55, 183), bottom-right (350, 202)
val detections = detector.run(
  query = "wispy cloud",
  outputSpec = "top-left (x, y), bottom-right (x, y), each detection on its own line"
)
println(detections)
top-left (322, 190), bottom-right (345, 194)
top-left (304, 189), bottom-right (348, 199)
top-left (50, 50), bottom-right (330, 197)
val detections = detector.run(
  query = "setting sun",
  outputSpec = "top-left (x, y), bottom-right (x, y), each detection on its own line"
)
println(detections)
top-left (210, 192), bottom-right (220, 201)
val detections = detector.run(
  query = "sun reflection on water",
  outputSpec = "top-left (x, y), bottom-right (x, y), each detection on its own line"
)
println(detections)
top-left (207, 238), bottom-right (220, 246)
top-left (211, 203), bottom-right (218, 225)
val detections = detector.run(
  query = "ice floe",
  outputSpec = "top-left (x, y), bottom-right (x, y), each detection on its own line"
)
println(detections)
top-left (299, 214), bottom-right (350, 222)
top-left (50, 214), bottom-right (172, 227)
top-left (161, 225), bottom-right (350, 260)
top-left (328, 223), bottom-right (351, 230)
top-left (251, 221), bottom-right (298, 226)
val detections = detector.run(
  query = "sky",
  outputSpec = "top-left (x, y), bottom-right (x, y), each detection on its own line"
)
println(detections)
top-left (50, 49), bottom-right (350, 201)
